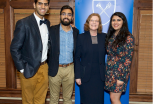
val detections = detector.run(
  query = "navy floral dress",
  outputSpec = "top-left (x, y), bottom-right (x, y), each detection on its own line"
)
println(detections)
top-left (104, 34), bottom-right (134, 93)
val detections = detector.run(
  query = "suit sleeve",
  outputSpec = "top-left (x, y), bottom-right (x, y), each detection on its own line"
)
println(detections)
top-left (74, 34), bottom-right (82, 79)
top-left (10, 20), bottom-right (26, 71)
top-left (117, 35), bottom-right (134, 82)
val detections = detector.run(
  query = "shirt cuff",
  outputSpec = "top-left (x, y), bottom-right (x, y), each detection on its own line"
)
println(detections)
top-left (20, 69), bottom-right (24, 73)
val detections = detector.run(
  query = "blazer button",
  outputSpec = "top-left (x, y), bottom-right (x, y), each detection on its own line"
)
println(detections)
top-left (40, 51), bottom-right (42, 52)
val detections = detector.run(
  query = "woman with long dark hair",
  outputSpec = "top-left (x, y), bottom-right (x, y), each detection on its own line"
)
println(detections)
top-left (104, 12), bottom-right (134, 104)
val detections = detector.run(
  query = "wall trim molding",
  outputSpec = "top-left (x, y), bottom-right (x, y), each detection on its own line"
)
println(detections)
top-left (0, 90), bottom-right (152, 102)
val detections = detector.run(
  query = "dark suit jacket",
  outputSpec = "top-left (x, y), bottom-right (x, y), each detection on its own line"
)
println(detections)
top-left (74, 31), bottom-right (107, 82)
top-left (48, 24), bottom-right (79, 77)
top-left (10, 14), bottom-right (51, 78)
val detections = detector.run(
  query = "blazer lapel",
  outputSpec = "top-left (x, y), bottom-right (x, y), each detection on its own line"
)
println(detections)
top-left (46, 20), bottom-right (50, 34)
top-left (46, 20), bottom-right (51, 50)
top-left (73, 28), bottom-right (77, 53)
top-left (30, 14), bottom-right (41, 38)
top-left (55, 24), bottom-right (60, 53)
top-left (30, 14), bottom-right (43, 49)
top-left (46, 20), bottom-right (50, 41)
top-left (85, 31), bottom-right (93, 63)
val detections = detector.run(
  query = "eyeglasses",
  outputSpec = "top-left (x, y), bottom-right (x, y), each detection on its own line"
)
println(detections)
top-left (61, 13), bottom-right (72, 17)
top-left (89, 20), bottom-right (99, 23)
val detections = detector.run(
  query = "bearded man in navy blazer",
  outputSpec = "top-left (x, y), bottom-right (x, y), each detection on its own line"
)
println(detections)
top-left (48, 5), bottom-right (79, 104)
top-left (10, 0), bottom-right (50, 104)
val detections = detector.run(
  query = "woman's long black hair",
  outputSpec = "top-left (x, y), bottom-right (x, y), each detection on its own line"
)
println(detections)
top-left (105, 12), bottom-right (131, 48)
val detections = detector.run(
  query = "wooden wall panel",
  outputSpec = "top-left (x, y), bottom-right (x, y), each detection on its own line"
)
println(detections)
top-left (129, 0), bottom-right (153, 102)
top-left (46, 9), bottom-right (60, 26)
top-left (0, 10), bottom-right (6, 88)
top-left (10, 1), bottom-right (69, 9)
top-left (0, 1), bottom-right (6, 9)
top-left (0, 10), bottom-right (3, 13)
top-left (4, 1), bottom-right (16, 89)
top-left (138, 0), bottom-right (152, 3)
top-left (137, 10), bottom-right (153, 93)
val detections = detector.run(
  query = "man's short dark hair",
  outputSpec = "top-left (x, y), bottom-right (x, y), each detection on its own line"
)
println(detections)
top-left (34, 0), bottom-right (50, 4)
top-left (60, 5), bottom-right (74, 16)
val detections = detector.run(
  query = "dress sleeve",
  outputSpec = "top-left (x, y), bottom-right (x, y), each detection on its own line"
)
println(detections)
top-left (117, 35), bottom-right (134, 82)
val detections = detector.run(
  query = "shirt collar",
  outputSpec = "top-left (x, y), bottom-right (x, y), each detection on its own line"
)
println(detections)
top-left (60, 24), bottom-right (73, 33)
top-left (33, 12), bottom-right (45, 26)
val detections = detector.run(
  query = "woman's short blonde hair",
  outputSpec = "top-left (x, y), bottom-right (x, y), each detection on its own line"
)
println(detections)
top-left (84, 13), bottom-right (102, 33)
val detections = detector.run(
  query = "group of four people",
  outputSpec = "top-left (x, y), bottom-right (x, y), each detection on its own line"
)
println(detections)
top-left (10, 0), bottom-right (134, 104)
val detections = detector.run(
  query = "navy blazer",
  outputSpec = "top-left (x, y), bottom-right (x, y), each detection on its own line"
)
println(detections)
top-left (10, 14), bottom-right (51, 78)
top-left (74, 31), bottom-right (107, 82)
top-left (48, 24), bottom-right (79, 77)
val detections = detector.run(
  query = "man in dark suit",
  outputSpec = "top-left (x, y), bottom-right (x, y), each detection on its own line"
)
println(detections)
top-left (10, 0), bottom-right (50, 104)
top-left (48, 5), bottom-right (79, 104)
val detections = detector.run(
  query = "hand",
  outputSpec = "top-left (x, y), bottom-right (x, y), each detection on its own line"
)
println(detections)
top-left (116, 80), bottom-right (124, 87)
top-left (76, 79), bottom-right (82, 85)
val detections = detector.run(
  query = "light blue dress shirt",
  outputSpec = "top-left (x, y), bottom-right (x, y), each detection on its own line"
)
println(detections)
top-left (59, 24), bottom-right (74, 64)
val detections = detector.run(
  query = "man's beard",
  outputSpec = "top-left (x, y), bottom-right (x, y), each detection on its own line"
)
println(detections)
top-left (61, 18), bottom-right (72, 26)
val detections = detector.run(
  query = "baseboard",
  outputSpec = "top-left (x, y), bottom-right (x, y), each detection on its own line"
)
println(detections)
top-left (129, 93), bottom-right (152, 102)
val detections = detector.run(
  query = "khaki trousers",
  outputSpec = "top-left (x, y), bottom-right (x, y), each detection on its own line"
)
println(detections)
top-left (49, 64), bottom-right (74, 104)
top-left (20, 63), bottom-right (48, 104)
